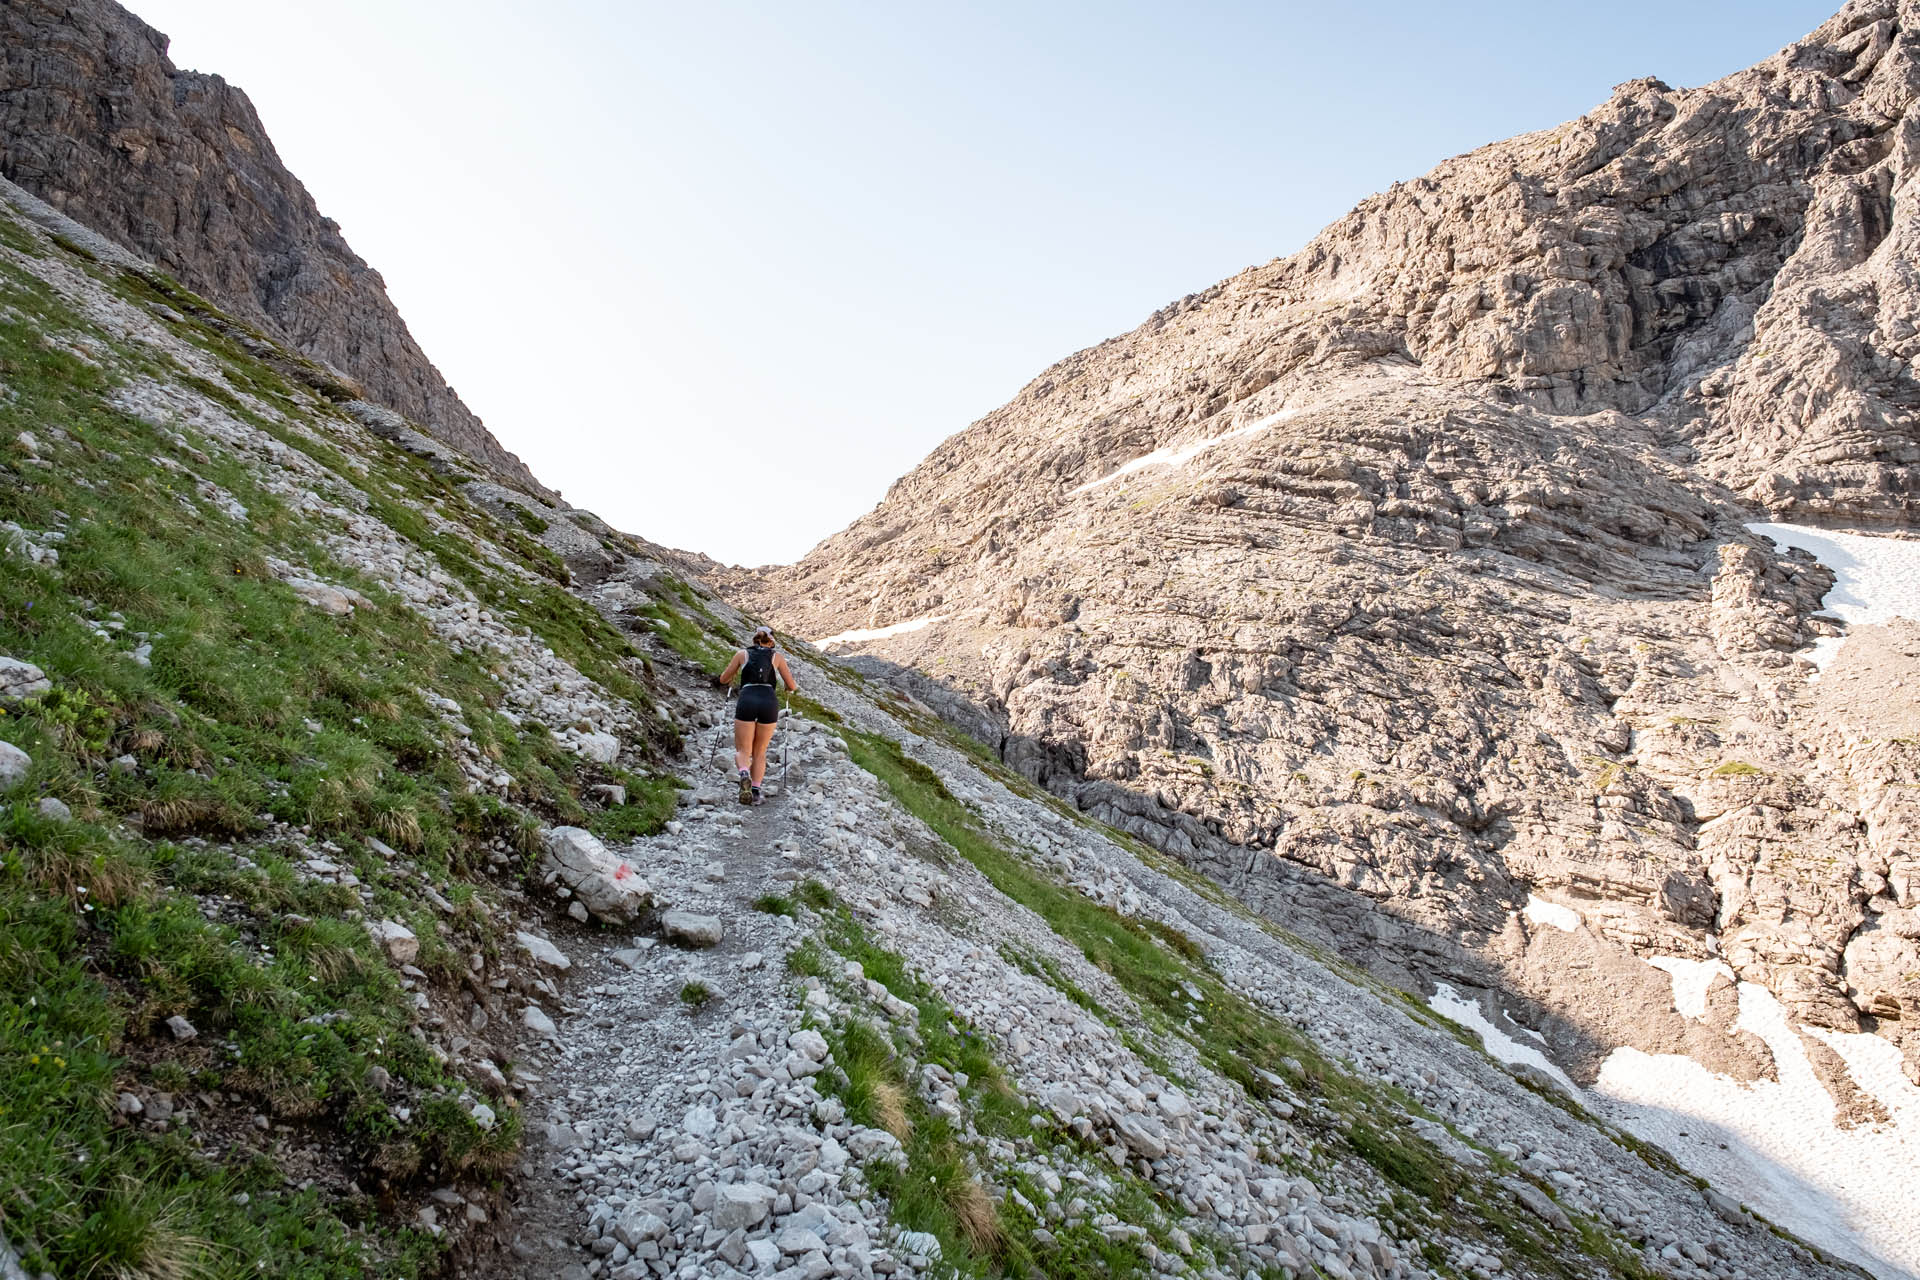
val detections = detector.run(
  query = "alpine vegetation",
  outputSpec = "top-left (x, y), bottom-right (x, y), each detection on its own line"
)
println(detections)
top-left (0, 1), bottom-right (1915, 1279)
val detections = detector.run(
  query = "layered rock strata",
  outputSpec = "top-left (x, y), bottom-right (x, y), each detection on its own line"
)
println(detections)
top-left (726, 0), bottom-right (1920, 1085)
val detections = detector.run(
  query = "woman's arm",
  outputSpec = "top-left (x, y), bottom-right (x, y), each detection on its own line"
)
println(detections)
top-left (774, 653), bottom-right (799, 693)
top-left (718, 651), bottom-right (746, 685)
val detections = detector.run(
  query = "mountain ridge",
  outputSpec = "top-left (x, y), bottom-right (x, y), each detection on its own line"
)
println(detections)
top-left (725, 0), bottom-right (1920, 1125)
top-left (0, 2), bottom-right (1917, 1277)
top-left (0, 0), bottom-right (556, 498)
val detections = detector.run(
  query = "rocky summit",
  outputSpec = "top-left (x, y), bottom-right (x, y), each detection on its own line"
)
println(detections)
top-left (0, 2), bottom-right (1915, 1280)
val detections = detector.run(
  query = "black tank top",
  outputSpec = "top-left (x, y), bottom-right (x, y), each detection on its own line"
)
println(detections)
top-left (741, 646), bottom-right (777, 687)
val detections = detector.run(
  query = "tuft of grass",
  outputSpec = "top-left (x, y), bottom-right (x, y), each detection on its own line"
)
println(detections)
top-left (833, 1018), bottom-right (911, 1139)
top-left (787, 939), bottom-right (830, 978)
top-left (753, 893), bottom-right (796, 917)
top-left (949, 1176), bottom-right (1003, 1255)
top-left (63, 1177), bottom-right (214, 1280)
top-left (1710, 760), bottom-right (1763, 777)
top-left (678, 981), bottom-right (713, 1008)
top-left (587, 774), bottom-right (681, 844)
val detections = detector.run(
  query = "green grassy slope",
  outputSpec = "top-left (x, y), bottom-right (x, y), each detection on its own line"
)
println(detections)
top-left (0, 205), bottom-right (687, 1277)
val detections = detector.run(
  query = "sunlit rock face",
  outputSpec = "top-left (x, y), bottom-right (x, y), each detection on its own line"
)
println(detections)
top-left (0, 0), bottom-right (553, 498)
top-left (727, 0), bottom-right (1920, 1116)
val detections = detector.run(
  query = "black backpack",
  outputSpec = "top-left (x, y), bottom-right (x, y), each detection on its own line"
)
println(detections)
top-left (740, 646), bottom-right (777, 688)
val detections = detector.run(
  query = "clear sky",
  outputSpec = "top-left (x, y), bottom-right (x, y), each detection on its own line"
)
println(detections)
top-left (130, 0), bottom-right (1836, 566)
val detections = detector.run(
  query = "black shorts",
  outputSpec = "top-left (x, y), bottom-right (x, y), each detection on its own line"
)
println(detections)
top-left (735, 685), bottom-right (780, 725)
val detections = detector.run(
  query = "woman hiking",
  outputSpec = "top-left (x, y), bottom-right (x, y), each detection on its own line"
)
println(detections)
top-left (718, 627), bottom-right (799, 805)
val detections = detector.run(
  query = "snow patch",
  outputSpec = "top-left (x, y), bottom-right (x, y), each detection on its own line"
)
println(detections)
top-left (1646, 955), bottom-right (1734, 1021)
top-left (1522, 894), bottom-right (1580, 932)
top-left (1067, 410), bottom-right (1297, 497)
top-left (815, 614), bottom-right (948, 648)
top-left (1592, 981), bottom-right (1920, 1280)
top-left (1747, 522), bottom-right (1920, 673)
top-left (1428, 982), bottom-right (1580, 1094)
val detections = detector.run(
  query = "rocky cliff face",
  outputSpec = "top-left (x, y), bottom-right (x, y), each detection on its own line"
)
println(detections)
top-left (0, 0), bottom-right (554, 497)
top-left (4, 177), bottom-right (1867, 1280)
top-left (726, 0), bottom-right (1920, 1111)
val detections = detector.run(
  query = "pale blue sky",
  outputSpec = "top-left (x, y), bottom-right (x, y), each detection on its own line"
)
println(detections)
top-left (131, 0), bottom-right (1835, 565)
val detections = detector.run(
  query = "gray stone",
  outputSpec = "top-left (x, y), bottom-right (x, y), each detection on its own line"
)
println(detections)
top-left (775, 1226), bottom-right (825, 1255)
top-left (34, 796), bottom-right (70, 822)
top-left (571, 731), bottom-right (621, 764)
top-left (0, 741), bottom-right (29, 793)
top-left (515, 929), bottom-right (571, 970)
top-left (367, 919), bottom-right (418, 964)
top-left (660, 910), bottom-right (723, 948)
top-left (613, 1210), bottom-right (667, 1248)
top-left (788, 1029), bottom-right (829, 1062)
top-left (709, 1181), bottom-right (775, 1230)
top-left (542, 826), bottom-right (651, 923)
top-left (0, 657), bottom-right (49, 702)
top-left (1500, 1177), bottom-right (1572, 1233)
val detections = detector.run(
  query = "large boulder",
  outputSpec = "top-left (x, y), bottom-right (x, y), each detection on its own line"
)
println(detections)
top-left (541, 826), bottom-right (650, 923)
top-left (567, 730), bottom-right (621, 765)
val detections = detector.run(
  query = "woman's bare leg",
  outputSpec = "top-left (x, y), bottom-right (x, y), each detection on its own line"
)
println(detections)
top-left (751, 722), bottom-right (777, 786)
top-left (733, 719), bottom-right (754, 773)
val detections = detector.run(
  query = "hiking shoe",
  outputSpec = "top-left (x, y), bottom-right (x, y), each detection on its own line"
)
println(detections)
top-left (738, 771), bottom-right (753, 805)
top-left (751, 786), bottom-right (765, 807)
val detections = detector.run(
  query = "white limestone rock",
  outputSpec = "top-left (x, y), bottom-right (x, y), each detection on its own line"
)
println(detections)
top-left (659, 910), bottom-right (723, 948)
top-left (515, 929), bottom-right (571, 971)
top-left (367, 919), bottom-right (418, 964)
top-left (0, 740), bottom-right (29, 793)
top-left (0, 656), bottom-right (49, 702)
top-left (541, 826), bottom-right (650, 923)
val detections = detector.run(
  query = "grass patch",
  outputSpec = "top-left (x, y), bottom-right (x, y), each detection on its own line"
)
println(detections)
top-left (804, 915), bottom-right (1175, 1278)
top-left (640, 600), bottom-right (731, 678)
top-left (0, 214), bottom-right (682, 1273)
top-left (586, 774), bottom-right (681, 844)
